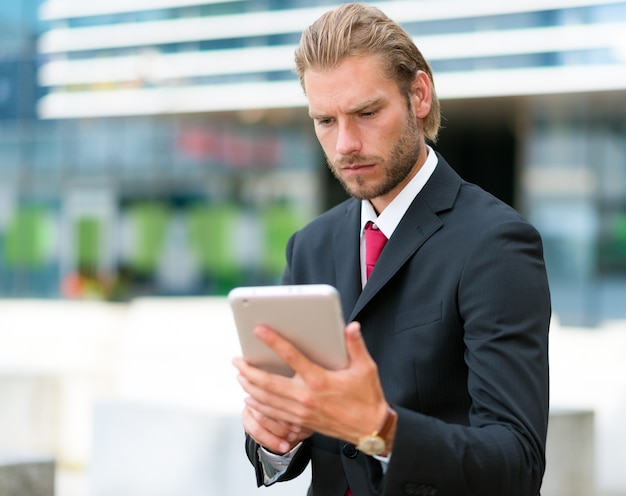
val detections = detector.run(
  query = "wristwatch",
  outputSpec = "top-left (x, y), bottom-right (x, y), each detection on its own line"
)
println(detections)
top-left (356, 405), bottom-right (398, 456)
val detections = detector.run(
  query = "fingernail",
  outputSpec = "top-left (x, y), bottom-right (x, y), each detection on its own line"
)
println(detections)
top-left (254, 325), bottom-right (269, 338)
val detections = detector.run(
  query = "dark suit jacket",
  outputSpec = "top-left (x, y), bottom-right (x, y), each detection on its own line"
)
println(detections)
top-left (246, 154), bottom-right (551, 496)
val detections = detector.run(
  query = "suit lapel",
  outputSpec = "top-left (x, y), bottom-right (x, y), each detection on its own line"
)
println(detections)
top-left (332, 200), bottom-right (363, 320)
top-left (348, 156), bottom-right (462, 321)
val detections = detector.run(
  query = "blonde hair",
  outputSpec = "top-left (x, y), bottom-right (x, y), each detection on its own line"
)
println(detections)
top-left (294, 3), bottom-right (441, 142)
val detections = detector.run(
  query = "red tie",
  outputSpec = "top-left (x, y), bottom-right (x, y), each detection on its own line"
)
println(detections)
top-left (349, 223), bottom-right (386, 496)
top-left (365, 221), bottom-right (388, 279)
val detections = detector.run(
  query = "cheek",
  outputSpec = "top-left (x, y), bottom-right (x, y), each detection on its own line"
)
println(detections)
top-left (367, 129), bottom-right (396, 157)
top-left (315, 129), bottom-right (336, 155)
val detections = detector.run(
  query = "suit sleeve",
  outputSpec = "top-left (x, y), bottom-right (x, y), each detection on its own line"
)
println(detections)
top-left (245, 433), bottom-right (312, 487)
top-left (383, 219), bottom-right (551, 496)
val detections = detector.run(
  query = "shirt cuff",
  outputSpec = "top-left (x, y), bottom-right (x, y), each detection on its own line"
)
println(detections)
top-left (374, 452), bottom-right (392, 473)
top-left (257, 443), bottom-right (303, 485)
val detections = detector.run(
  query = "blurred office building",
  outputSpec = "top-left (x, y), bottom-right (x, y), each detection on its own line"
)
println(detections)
top-left (1, 0), bottom-right (625, 324)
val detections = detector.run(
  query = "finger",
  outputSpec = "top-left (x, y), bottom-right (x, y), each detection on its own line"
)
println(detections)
top-left (242, 406), bottom-right (292, 454)
top-left (235, 355), bottom-right (287, 399)
top-left (244, 406), bottom-right (311, 452)
top-left (248, 405), bottom-right (297, 439)
top-left (344, 321), bottom-right (372, 366)
top-left (243, 389), bottom-right (304, 425)
top-left (236, 365), bottom-right (305, 424)
top-left (232, 355), bottom-right (269, 382)
top-left (233, 355), bottom-right (293, 398)
top-left (254, 325), bottom-right (326, 382)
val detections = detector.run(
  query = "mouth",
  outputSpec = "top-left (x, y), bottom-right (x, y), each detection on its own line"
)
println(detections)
top-left (341, 163), bottom-right (376, 176)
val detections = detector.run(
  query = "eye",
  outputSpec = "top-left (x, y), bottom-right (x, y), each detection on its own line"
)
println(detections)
top-left (316, 117), bottom-right (334, 127)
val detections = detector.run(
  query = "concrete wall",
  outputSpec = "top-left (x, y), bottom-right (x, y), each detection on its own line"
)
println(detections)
top-left (0, 449), bottom-right (55, 496)
top-left (543, 409), bottom-right (595, 496)
top-left (0, 298), bottom-right (624, 495)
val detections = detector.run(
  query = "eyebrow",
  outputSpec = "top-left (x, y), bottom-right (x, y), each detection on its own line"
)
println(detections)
top-left (346, 97), bottom-right (385, 115)
top-left (309, 97), bottom-right (385, 120)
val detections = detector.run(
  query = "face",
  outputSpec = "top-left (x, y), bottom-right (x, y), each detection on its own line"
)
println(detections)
top-left (304, 55), bottom-right (430, 212)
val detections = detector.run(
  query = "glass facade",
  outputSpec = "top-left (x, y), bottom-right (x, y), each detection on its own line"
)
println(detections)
top-left (0, 0), bottom-right (41, 121)
top-left (0, 114), bottom-right (322, 299)
top-left (1, 0), bottom-right (625, 324)
top-left (523, 94), bottom-right (626, 324)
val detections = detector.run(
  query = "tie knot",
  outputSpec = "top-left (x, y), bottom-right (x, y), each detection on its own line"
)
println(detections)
top-left (365, 222), bottom-right (387, 279)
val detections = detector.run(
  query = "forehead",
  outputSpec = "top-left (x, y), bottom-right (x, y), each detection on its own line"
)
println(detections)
top-left (304, 55), bottom-right (400, 114)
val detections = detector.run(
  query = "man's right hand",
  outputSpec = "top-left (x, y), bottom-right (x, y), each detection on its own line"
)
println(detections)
top-left (242, 403), bottom-right (313, 455)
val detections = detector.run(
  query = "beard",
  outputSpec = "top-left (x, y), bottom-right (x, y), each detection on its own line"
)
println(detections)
top-left (326, 111), bottom-right (422, 201)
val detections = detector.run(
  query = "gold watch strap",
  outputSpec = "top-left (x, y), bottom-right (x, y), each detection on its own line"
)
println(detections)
top-left (376, 405), bottom-right (397, 440)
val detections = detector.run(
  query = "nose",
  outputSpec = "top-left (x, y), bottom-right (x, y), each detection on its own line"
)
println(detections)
top-left (335, 120), bottom-right (361, 156)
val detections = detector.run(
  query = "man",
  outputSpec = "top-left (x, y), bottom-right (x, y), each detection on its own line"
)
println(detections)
top-left (233, 3), bottom-right (551, 495)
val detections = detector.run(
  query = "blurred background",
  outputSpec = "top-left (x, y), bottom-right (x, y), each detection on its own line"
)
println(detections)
top-left (0, 0), bottom-right (625, 495)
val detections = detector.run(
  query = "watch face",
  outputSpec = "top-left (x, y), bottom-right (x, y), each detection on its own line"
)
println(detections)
top-left (358, 436), bottom-right (385, 455)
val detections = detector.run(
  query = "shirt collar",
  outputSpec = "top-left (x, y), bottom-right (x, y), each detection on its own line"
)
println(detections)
top-left (360, 145), bottom-right (438, 238)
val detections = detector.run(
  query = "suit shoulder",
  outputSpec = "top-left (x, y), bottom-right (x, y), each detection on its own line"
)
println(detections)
top-left (297, 198), bottom-right (357, 236)
top-left (431, 154), bottom-right (529, 226)
top-left (456, 180), bottom-right (524, 221)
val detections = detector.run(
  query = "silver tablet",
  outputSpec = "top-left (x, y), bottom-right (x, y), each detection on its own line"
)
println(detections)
top-left (228, 284), bottom-right (348, 377)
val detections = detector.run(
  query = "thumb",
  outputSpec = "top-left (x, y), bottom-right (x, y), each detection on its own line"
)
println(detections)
top-left (345, 321), bottom-right (370, 363)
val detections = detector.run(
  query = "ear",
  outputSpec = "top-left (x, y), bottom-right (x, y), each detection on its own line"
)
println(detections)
top-left (410, 70), bottom-right (432, 120)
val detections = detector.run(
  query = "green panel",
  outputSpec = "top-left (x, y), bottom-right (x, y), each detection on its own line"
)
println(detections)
top-left (4, 206), bottom-right (47, 269)
top-left (129, 202), bottom-right (169, 274)
top-left (187, 203), bottom-right (239, 277)
top-left (615, 214), bottom-right (626, 243)
top-left (261, 204), bottom-right (304, 275)
top-left (75, 217), bottom-right (101, 269)
top-left (597, 214), bottom-right (626, 274)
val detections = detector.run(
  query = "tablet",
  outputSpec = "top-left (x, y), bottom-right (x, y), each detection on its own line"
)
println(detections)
top-left (228, 284), bottom-right (347, 377)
